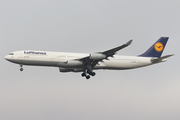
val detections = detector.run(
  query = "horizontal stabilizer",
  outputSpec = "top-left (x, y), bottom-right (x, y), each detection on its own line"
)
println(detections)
top-left (151, 54), bottom-right (174, 63)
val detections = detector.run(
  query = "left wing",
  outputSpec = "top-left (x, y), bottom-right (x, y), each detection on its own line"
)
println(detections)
top-left (77, 40), bottom-right (133, 69)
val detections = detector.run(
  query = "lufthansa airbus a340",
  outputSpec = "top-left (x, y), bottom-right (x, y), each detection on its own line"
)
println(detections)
top-left (5, 37), bottom-right (173, 79)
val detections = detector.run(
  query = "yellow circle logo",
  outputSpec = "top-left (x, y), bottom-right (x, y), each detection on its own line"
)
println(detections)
top-left (154, 42), bottom-right (164, 52)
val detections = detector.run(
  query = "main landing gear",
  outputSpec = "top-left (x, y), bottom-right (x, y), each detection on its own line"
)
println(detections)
top-left (20, 64), bottom-right (23, 71)
top-left (81, 70), bottom-right (96, 79)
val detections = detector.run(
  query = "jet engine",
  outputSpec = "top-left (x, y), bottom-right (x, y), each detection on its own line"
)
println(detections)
top-left (59, 68), bottom-right (73, 72)
top-left (90, 53), bottom-right (106, 60)
top-left (67, 60), bottom-right (83, 66)
top-left (59, 68), bottom-right (83, 72)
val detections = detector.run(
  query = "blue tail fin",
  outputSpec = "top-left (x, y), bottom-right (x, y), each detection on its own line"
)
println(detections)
top-left (139, 37), bottom-right (169, 58)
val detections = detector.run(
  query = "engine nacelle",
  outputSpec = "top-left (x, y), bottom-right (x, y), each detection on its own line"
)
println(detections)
top-left (90, 53), bottom-right (106, 60)
top-left (67, 60), bottom-right (83, 66)
top-left (73, 69), bottom-right (84, 72)
top-left (59, 68), bottom-right (73, 72)
top-left (59, 68), bottom-right (84, 72)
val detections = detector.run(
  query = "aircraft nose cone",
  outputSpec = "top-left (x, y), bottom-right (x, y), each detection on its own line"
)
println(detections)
top-left (4, 55), bottom-right (9, 60)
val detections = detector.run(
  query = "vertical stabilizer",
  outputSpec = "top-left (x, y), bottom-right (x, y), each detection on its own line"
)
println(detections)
top-left (139, 37), bottom-right (169, 58)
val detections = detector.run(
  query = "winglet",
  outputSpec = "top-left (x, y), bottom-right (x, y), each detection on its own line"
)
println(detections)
top-left (125, 40), bottom-right (133, 46)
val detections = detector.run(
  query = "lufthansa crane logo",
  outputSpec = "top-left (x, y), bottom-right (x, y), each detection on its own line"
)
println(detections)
top-left (154, 42), bottom-right (164, 52)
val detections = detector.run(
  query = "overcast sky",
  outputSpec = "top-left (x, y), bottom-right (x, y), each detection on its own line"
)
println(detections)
top-left (0, 0), bottom-right (179, 120)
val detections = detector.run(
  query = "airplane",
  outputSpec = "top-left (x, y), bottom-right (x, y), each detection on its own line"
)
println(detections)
top-left (4, 37), bottom-right (173, 79)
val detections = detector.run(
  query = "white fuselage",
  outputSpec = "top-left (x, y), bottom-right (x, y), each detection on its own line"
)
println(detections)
top-left (5, 50), bottom-right (153, 71)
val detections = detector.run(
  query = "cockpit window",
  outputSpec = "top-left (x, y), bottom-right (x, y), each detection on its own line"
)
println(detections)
top-left (9, 53), bottom-right (14, 55)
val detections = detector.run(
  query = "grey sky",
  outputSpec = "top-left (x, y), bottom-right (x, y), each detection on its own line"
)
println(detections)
top-left (0, 0), bottom-right (179, 120)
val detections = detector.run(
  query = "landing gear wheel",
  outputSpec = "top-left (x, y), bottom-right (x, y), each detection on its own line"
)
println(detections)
top-left (20, 68), bottom-right (23, 71)
top-left (86, 75), bottom-right (90, 79)
top-left (91, 72), bottom-right (96, 76)
top-left (88, 71), bottom-right (96, 76)
top-left (81, 72), bottom-right (86, 77)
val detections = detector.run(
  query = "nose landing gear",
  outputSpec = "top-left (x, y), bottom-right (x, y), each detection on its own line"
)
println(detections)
top-left (20, 64), bottom-right (23, 71)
